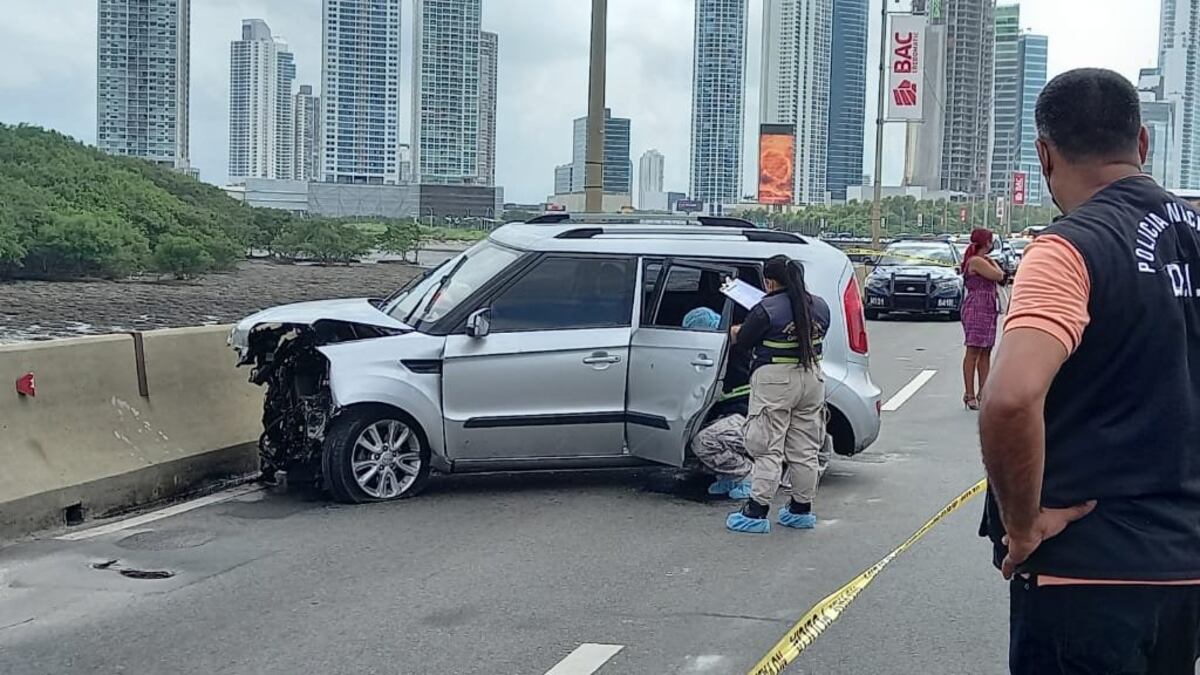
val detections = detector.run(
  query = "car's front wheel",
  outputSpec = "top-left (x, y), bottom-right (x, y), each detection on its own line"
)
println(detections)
top-left (864, 308), bottom-right (881, 321)
top-left (324, 406), bottom-right (431, 503)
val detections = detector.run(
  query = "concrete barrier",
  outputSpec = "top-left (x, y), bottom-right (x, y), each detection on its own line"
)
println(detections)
top-left (0, 326), bottom-right (261, 539)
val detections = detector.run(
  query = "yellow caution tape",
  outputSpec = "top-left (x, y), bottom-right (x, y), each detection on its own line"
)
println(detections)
top-left (842, 248), bottom-right (959, 268)
top-left (747, 478), bottom-right (988, 675)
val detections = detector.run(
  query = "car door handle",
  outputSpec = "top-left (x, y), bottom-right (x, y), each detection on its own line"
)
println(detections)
top-left (583, 352), bottom-right (622, 365)
top-left (691, 355), bottom-right (716, 368)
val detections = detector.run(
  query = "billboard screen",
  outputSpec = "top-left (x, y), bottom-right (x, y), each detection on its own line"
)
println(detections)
top-left (758, 124), bottom-right (796, 205)
top-left (887, 14), bottom-right (927, 121)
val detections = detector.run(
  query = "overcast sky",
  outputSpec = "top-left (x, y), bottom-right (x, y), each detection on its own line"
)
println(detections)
top-left (0, 0), bottom-right (1161, 203)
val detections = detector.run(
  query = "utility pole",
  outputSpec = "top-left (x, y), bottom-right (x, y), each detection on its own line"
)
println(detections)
top-left (869, 0), bottom-right (890, 247)
top-left (584, 0), bottom-right (608, 213)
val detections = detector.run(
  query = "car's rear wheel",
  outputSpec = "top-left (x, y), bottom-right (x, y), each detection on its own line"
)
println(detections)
top-left (324, 406), bottom-right (431, 503)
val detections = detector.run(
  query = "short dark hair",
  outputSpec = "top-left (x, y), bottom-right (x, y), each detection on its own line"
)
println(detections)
top-left (1035, 68), bottom-right (1141, 162)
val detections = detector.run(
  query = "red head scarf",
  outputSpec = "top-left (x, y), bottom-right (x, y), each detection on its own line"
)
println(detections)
top-left (961, 228), bottom-right (994, 274)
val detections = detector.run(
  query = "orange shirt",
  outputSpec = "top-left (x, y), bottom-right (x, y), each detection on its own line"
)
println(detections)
top-left (1003, 234), bottom-right (1200, 586)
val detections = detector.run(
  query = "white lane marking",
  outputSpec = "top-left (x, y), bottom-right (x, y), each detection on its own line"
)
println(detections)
top-left (56, 484), bottom-right (263, 541)
top-left (544, 643), bottom-right (624, 675)
top-left (881, 369), bottom-right (938, 412)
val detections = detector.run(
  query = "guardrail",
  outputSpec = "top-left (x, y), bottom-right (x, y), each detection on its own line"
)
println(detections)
top-left (0, 326), bottom-right (261, 539)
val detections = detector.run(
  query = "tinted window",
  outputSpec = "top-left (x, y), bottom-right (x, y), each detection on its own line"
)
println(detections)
top-left (490, 257), bottom-right (635, 332)
top-left (878, 243), bottom-right (957, 266)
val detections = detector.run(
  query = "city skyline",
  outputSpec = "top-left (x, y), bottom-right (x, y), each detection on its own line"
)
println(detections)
top-left (4, 1), bottom-right (1162, 203)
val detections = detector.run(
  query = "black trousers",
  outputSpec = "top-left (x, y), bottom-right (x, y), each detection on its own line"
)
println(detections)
top-left (1010, 577), bottom-right (1200, 674)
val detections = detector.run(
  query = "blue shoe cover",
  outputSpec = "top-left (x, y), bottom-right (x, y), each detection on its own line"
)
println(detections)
top-left (778, 509), bottom-right (817, 529)
top-left (707, 476), bottom-right (737, 495)
top-left (728, 478), bottom-right (753, 500)
top-left (726, 511), bottom-right (771, 534)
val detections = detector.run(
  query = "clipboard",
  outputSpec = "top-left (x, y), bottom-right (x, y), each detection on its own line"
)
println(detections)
top-left (720, 278), bottom-right (766, 310)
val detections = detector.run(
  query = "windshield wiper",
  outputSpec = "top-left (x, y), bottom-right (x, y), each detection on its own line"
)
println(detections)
top-left (405, 254), bottom-right (468, 325)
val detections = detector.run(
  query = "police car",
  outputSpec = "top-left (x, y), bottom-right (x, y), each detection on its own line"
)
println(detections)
top-left (862, 238), bottom-right (963, 320)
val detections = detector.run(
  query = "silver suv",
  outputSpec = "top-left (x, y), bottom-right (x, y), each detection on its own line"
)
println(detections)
top-left (230, 215), bottom-right (882, 502)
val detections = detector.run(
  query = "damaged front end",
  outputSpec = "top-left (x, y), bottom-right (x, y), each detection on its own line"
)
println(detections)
top-left (229, 299), bottom-right (410, 484)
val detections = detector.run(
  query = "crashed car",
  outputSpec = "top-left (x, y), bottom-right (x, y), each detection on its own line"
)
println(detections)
top-left (230, 215), bottom-right (882, 503)
top-left (863, 239), bottom-right (963, 320)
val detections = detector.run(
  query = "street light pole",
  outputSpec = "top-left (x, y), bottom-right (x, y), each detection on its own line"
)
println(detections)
top-left (584, 0), bottom-right (608, 213)
top-left (869, 0), bottom-right (890, 248)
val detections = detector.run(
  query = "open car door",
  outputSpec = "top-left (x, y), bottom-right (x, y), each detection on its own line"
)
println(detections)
top-left (625, 259), bottom-right (735, 466)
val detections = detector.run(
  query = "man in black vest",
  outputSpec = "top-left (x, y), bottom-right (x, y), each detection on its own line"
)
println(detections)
top-left (980, 68), bottom-right (1200, 673)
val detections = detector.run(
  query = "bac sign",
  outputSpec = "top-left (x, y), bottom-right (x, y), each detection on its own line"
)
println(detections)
top-left (1012, 171), bottom-right (1027, 206)
top-left (887, 14), bottom-right (927, 121)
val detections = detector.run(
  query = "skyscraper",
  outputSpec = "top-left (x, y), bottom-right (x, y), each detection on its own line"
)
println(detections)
top-left (940, 0), bottom-right (995, 196)
top-left (691, 0), bottom-right (749, 211)
top-left (321, 0), bottom-right (401, 184)
top-left (569, 109), bottom-right (632, 194)
top-left (1139, 67), bottom-right (1178, 187)
top-left (826, 0), bottom-right (868, 202)
top-left (96, 0), bottom-right (190, 170)
top-left (639, 149), bottom-right (666, 209)
top-left (1014, 32), bottom-right (1048, 204)
top-left (229, 19), bottom-right (295, 181)
top-left (553, 163), bottom-right (574, 195)
top-left (294, 84), bottom-right (321, 182)
top-left (478, 31), bottom-right (499, 187)
top-left (989, 4), bottom-right (1021, 197)
top-left (761, 0), bottom-right (832, 205)
top-left (412, 0), bottom-right (482, 185)
top-left (1159, 0), bottom-right (1198, 188)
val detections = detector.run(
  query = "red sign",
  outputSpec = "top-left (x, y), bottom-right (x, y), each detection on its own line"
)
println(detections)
top-left (959, 207), bottom-right (968, 224)
top-left (1012, 171), bottom-right (1027, 206)
top-left (892, 80), bottom-right (918, 107)
top-left (15, 372), bottom-right (35, 397)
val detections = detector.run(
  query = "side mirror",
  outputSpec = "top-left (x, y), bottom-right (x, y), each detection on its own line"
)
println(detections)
top-left (465, 308), bottom-right (492, 338)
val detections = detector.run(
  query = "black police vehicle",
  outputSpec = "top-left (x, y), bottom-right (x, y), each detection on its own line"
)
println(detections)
top-left (862, 238), bottom-right (963, 320)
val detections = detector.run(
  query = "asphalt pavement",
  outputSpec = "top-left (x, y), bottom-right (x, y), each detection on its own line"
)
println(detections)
top-left (0, 318), bottom-right (1009, 675)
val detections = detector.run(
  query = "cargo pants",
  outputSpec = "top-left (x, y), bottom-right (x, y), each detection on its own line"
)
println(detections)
top-left (744, 363), bottom-right (826, 506)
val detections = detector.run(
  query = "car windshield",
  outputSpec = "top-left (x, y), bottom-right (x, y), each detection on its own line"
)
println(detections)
top-left (877, 243), bottom-right (956, 266)
top-left (386, 240), bottom-right (523, 328)
top-left (1011, 239), bottom-right (1030, 252)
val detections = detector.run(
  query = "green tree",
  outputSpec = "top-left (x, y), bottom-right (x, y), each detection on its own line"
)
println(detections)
top-left (152, 234), bottom-right (215, 279)
top-left (25, 213), bottom-right (149, 278)
top-left (377, 220), bottom-right (423, 263)
top-left (273, 219), bottom-right (373, 264)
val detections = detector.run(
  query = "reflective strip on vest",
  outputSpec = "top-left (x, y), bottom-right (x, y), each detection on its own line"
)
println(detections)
top-left (720, 385), bottom-right (751, 401)
top-left (762, 339), bottom-right (801, 349)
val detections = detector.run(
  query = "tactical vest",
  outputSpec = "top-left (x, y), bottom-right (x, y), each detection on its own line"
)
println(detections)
top-left (750, 291), bottom-right (830, 372)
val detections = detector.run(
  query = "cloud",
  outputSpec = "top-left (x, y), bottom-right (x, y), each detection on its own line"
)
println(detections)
top-left (0, 0), bottom-right (1163, 202)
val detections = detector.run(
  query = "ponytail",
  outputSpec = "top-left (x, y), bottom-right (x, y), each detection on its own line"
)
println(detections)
top-left (763, 255), bottom-right (819, 369)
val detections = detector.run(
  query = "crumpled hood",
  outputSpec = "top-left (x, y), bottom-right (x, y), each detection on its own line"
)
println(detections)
top-left (228, 298), bottom-right (411, 356)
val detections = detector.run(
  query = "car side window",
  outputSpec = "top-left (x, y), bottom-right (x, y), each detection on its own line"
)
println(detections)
top-left (642, 261), bottom-right (730, 330)
top-left (489, 256), bottom-right (635, 332)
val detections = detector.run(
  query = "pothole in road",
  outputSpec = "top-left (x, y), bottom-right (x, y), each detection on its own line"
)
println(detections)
top-left (90, 559), bottom-right (175, 580)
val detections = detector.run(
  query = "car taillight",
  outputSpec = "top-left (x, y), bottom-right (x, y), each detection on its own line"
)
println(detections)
top-left (844, 277), bottom-right (869, 355)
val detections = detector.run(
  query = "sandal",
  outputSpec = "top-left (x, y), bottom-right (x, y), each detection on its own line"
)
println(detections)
top-left (964, 395), bottom-right (980, 411)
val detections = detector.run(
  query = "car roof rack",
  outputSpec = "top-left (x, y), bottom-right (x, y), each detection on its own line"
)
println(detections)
top-left (525, 212), bottom-right (760, 229)
top-left (552, 226), bottom-right (807, 244)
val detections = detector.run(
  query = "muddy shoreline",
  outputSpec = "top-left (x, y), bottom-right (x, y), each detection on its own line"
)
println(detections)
top-left (1, 259), bottom-right (425, 344)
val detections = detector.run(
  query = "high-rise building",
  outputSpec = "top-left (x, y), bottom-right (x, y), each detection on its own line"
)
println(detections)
top-left (1158, 0), bottom-right (1198, 188)
top-left (553, 163), bottom-right (574, 195)
top-left (826, 0), bottom-right (868, 202)
top-left (940, 0), bottom-right (995, 196)
top-left (412, 0), bottom-right (482, 185)
top-left (321, 0), bottom-right (401, 184)
top-left (989, 6), bottom-right (1047, 203)
top-left (399, 143), bottom-right (413, 183)
top-left (478, 31), bottom-right (499, 187)
top-left (96, 0), bottom-right (191, 170)
top-left (761, 0), bottom-right (832, 205)
top-left (1139, 67), bottom-right (1178, 187)
top-left (294, 84), bottom-right (321, 182)
top-left (568, 109), bottom-right (632, 194)
top-left (229, 19), bottom-right (295, 181)
top-left (691, 0), bottom-right (749, 211)
top-left (639, 149), bottom-right (666, 210)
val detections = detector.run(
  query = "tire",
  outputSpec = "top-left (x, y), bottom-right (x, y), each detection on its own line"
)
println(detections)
top-left (864, 308), bottom-right (881, 321)
top-left (323, 405), bottom-right (432, 503)
top-left (949, 309), bottom-right (961, 322)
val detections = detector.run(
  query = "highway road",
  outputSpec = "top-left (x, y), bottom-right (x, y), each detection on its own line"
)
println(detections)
top-left (0, 318), bottom-right (1009, 675)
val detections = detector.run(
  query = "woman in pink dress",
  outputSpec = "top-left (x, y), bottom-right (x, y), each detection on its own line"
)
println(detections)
top-left (960, 228), bottom-right (1006, 410)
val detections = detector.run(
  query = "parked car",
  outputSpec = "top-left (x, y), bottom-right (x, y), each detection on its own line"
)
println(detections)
top-left (990, 236), bottom-right (1020, 278)
top-left (230, 214), bottom-right (883, 502)
top-left (863, 239), bottom-right (963, 320)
